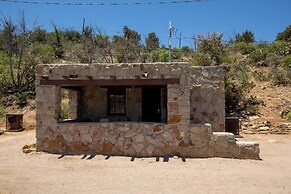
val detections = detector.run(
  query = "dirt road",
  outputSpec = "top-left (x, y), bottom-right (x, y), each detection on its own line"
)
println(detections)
top-left (0, 130), bottom-right (291, 194)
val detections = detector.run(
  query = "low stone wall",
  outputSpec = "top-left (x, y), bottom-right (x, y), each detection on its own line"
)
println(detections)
top-left (36, 122), bottom-right (260, 159)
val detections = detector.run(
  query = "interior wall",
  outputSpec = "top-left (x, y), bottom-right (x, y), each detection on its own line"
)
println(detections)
top-left (126, 88), bottom-right (142, 121)
top-left (79, 86), bottom-right (107, 121)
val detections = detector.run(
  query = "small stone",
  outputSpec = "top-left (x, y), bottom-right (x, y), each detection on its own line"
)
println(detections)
top-left (153, 125), bottom-right (163, 133)
top-left (71, 142), bottom-right (85, 151)
top-left (146, 144), bottom-right (155, 155)
top-left (81, 133), bottom-right (92, 144)
top-left (135, 134), bottom-right (144, 143)
top-left (259, 126), bottom-right (270, 131)
top-left (102, 141), bottom-right (113, 153)
top-left (133, 143), bottom-right (144, 153)
top-left (168, 115), bottom-right (181, 124)
top-left (171, 128), bottom-right (182, 141)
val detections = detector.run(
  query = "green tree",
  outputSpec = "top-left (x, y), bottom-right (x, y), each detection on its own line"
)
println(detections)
top-left (30, 27), bottom-right (47, 43)
top-left (112, 26), bottom-right (142, 63)
top-left (197, 32), bottom-right (226, 65)
top-left (276, 25), bottom-right (291, 42)
top-left (146, 32), bottom-right (159, 52)
top-left (94, 34), bottom-right (114, 63)
top-left (48, 24), bottom-right (64, 59)
top-left (235, 30), bottom-right (255, 43)
top-left (0, 13), bottom-right (36, 107)
top-left (80, 26), bottom-right (95, 63)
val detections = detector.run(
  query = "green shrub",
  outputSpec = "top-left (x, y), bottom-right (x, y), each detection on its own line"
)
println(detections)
top-left (265, 53), bottom-right (281, 66)
top-left (281, 55), bottom-right (291, 68)
top-left (252, 70), bottom-right (270, 82)
top-left (271, 68), bottom-right (290, 86)
top-left (191, 52), bottom-right (212, 66)
top-left (31, 43), bottom-right (55, 63)
top-left (150, 48), bottom-right (168, 62)
top-left (223, 55), bottom-right (237, 64)
top-left (249, 42), bottom-right (288, 64)
top-left (232, 42), bottom-right (256, 55)
top-left (243, 95), bottom-right (266, 115)
top-left (16, 92), bottom-right (29, 108)
top-left (61, 102), bottom-right (69, 120)
top-left (0, 101), bottom-right (5, 119)
top-left (286, 111), bottom-right (291, 120)
top-left (249, 47), bottom-right (268, 63)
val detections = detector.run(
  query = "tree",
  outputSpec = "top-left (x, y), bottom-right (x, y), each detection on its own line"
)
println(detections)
top-left (112, 26), bottom-right (142, 63)
top-left (235, 30), bottom-right (255, 43)
top-left (48, 24), bottom-right (64, 59)
top-left (79, 26), bottom-right (95, 63)
top-left (94, 34), bottom-right (114, 63)
top-left (63, 29), bottom-right (81, 42)
top-left (197, 32), bottom-right (226, 65)
top-left (146, 32), bottom-right (159, 52)
top-left (30, 27), bottom-right (47, 43)
top-left (0, 13), bottom-right (36, 107)
top-left (276, 25), bottom-right (291, 42)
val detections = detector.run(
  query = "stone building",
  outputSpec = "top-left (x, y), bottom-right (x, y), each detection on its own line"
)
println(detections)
top-left (36, 63), bottom-right (260, 159)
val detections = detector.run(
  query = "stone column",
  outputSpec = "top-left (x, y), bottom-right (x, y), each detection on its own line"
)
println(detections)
top-left (68, 89), bottom-right (79, 120)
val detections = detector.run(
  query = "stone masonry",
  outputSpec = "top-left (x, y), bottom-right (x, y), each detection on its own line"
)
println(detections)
top-left (36, 63), bottom-right (260, 159)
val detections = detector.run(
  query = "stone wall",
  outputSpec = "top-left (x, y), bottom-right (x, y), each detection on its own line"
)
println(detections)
top-left (36, 63), bottom-right (260, 159)
top-left (36, 121), bottom-right (260, 159)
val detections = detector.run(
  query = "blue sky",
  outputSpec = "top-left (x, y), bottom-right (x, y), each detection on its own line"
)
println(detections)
top-left (0, 0), bottom-right (291, 48)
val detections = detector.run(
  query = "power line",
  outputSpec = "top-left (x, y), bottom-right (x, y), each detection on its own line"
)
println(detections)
top-left (0, 0), bottom-right (212, 6)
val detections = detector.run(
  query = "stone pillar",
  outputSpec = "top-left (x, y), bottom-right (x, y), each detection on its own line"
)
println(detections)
top-left (68, 89), bottom-right (78, 120)
top-left (36, 85), bottom-right (61, 150)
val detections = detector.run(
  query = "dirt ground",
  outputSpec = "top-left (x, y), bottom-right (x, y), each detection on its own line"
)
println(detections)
top-left (0, 130), bottom-right (291, 194)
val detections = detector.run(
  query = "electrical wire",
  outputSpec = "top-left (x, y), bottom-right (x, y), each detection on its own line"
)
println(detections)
top-left (0, 0), bottom-right (211, 6)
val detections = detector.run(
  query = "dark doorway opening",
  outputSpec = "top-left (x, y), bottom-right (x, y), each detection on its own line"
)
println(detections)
top-left (142, 88), bottom-right (161, 122)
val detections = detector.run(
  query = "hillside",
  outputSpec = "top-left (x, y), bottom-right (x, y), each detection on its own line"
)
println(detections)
top-left (241, 67), bottom-right (291, 134)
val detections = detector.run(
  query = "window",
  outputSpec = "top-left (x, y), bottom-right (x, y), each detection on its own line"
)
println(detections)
top-left (108, 88), bottom-right (126, 115)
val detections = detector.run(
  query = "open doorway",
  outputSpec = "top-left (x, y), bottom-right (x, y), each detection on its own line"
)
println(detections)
top-left (142, 88), bottom-right (161, 122)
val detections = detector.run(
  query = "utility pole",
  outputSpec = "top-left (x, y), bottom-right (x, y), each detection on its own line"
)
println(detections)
top-left (82, 18), bottom-right (85, 35)
top-left (168, 21), bottom-right (174, 62)
top-left (193, 35), bottom-right (197, 50)
top-left (179, 32), bottom-right (182, 49)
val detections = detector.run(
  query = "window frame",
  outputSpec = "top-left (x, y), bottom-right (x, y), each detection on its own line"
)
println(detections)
top-left (107, 88), bottom-right (126, 115)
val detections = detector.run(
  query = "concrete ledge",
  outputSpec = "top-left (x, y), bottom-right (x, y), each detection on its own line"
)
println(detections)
top-left (213, 132), bottom-right (234, 137)
top-left (236, 141), bottom-right (259, 146)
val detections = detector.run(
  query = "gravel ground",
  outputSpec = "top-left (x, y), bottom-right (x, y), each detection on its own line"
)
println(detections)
top-left (0, 130), bottom-right (291, 194)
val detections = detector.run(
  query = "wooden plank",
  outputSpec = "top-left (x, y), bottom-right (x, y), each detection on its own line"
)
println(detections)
top-left (40, 78), bottom-right (180, 86)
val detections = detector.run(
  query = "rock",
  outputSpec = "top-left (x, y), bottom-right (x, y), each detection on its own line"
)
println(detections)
top-left (146, 144), bottom-right (155, 155)
top-left (135, 134), bottom-right (144, 143)
top-left (171, 128), bottom-right (182, 141)
top-left (71, 142), bottom-right (85, 151)
top-left (80, 133), bottom-right (92, 144)
top-left (153, 125), bottom-right (163, 133)
top-left (168, 101), bottom-right (179, 113)
top-left (22, 143), bottom-right (36, 154)
top-left (179, 140), bottom-right (193, 147)
top-left (0, 129), bottom-right (4, 135)
top-left (168, 115), bottom-right (181, 124)
top-left (102, 141), bottom-right (113, 153)
top-left (133, 143), bottom-right (144, 153)
top-left (259, 126), bottom-right (270, 131)
top-left (242, 130), bottom-right (256, 134)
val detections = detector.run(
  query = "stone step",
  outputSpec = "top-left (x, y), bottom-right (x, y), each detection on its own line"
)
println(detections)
top-left (235, 141), bottom-right (260, 160)
top-left (212, 132), bottom-right (236, 143)
top-left (213, 132), bottom-right (234, 138)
